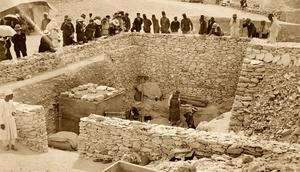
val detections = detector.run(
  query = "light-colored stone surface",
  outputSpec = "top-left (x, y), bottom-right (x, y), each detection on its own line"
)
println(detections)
top-left (79, 115), bottom-right (300, 161)
top-left (14, 102), bottom-right (48, 152)
top-left (230, 41), bottom-right (300, 143)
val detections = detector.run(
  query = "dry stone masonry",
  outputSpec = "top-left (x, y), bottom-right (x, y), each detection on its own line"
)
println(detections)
top-left (14, 102), bottom-right (48, 152)
top-left (132, 34), bottom-right (249, 104)
top-left (78, 115), bottom-right (300, 167)
top-left (230, 40), bottom-right (300, 143)
top-left (0, 34), bottom-right (132, 84)
top-left (3, 33), bottom-right (300, 142)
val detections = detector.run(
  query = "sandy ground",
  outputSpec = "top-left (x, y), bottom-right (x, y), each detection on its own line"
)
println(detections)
top-left (14, 0), bottom-right (296, 59)
top-left (0, 143), bottom-right (112, 172)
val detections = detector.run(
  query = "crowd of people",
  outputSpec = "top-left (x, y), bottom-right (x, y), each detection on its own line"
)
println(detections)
top-left (0, 9), bottom-right (281, 62)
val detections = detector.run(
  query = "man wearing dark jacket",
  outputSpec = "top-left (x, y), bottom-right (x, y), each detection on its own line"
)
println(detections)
top-left (152, 15), bottom-right (160, 33)
top-left (131, 13), bottom-right (143, 32)
top-left (11, 24), bottom-right (27, 58)
top-left (199, 15), bottom-right (207, 34)
top-left (85, 19), bottom-right (96, 41)
top-left (243, 18), bottom-right (257, 38)
top-left (171, 17), bottom-right (180, 33)
top-left (76, 19), bottom-right (86, 44)
top-left (123, 13), bottom-right (131, 32)
top-left (143, 14), bottom-right (152, 33)
top-left (207, 17), bottom-right (215, 34)
top-left (61, 17), bottom-right (75, 46)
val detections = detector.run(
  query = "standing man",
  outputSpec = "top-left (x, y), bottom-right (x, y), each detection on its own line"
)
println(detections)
top-left (76, 19), bottom-right (86, 44)
top-left (207, 17), bottom-right (215, 34)
top-left (85, 19), bottom-right (96, 41)
top-left (230, 14), bottom-right (240, 38)
top-left (198, 15), bottom-right (207, 35)
top-left (152, 15), bottom-right (160, 33)
top-left (61, 17), bottom-right (75, 46)
top-left (123, 13), bottom-right (131, 32)
top-left (160, 11), bottom-right (170, 34)
top-left (0, 90), bottom-right (18, 151)
top-left (171, 17), bottom-right (180, 33)
top-left (181, 13), bottom-right (193, 34)
top-left (143, 14), bottom-right (152, 33)
top-left (168, 91), bottom-right (181, 126)
top-left (12, 24), bottom-right (27, 58)
top-left (41, 12), bottom-right (51, 31)
top-left (268, 14), bottom-right (281, 43)
top-left (242, 18), bottom-right (257, 38)
top-left (258, 20), bottom-right (269, 39)
top-left (131, 13), bottom-right (143, 32)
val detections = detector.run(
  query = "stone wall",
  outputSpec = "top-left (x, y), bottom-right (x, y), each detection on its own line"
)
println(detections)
top-left (0, 34), bottom-right (132, 84)
top-left (132, 34), bottom-right (249, 104)
top-left (11, 44), bottom-right (138, 134)
top-left (14, 102), bottom-right (48, 152)
top-left (78, 115), bottom-right (300, 161)
top-left (230, 41), bottom-right (300, 143)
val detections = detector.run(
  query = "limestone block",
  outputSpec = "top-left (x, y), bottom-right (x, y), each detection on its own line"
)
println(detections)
top-left (250, 60), bottom-right (262, 65)
top-left (256, 53), bottom-right (265, 60)
top-left (272, 55), bottom-right (281, 63)
top-left (278, 53), bottom-right (291, 66)
top-left (294, 58), bottom-right (300, 67)
top-left (263, 53), bottom-right (273, 63)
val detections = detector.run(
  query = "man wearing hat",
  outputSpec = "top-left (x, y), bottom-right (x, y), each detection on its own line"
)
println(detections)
top-left (12, 24), bottom-right (27, 58)
top-left (39, 30), bottom-right (55, 53)
top-left (0, 89), bottom-right (18, 151)
top-left (61, 16), bottom-right (75, 46)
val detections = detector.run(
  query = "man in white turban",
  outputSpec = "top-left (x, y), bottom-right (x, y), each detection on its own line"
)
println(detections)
top-left (267, 14), bottom-right (281, 44)
top-left (0, 89), bottom-right (18, 151)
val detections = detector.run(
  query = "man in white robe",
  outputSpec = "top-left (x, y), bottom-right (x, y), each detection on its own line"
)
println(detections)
top-left (268, 14), bottom-right (281, 44)
top-left (0, 89), bottom-right (17, 151)
top-left (230, 14), bottom-right (240, 38)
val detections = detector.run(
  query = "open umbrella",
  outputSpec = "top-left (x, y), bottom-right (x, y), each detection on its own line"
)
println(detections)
top-left (0, 25), bottom-right (16, 37)
top-left (4, 14), bottom-right (20, 22)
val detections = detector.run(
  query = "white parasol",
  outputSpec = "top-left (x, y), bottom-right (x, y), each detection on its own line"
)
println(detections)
top-left (0, 25), bottom-right (16, 37)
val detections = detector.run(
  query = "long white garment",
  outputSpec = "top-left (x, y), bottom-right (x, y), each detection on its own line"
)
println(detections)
top-left (0, 100), bottom-right (17, 141)
top-left (46, 20), bottom-right (62, 48)
top-left (230, 18), bottom-right (240, 38)
top-left (268, 17), bottom-right (281, 43)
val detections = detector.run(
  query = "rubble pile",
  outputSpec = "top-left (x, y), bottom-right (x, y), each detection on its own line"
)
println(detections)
top-left (14, 103), bottom-right (48, 152)
top-left (231, 41), bottom-right (300, 143)
top-left (150, 153), bottom-right (300, 172)
top-left (78, 115), bottom-right (300, 169)
top-left (61, 83), bottom-right (125, 102)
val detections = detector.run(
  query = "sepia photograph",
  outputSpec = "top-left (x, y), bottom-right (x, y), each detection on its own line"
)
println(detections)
top-left (0, 0), bottom-right (300, 171)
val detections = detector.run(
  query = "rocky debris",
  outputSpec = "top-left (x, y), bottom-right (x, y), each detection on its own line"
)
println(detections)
top-left (231, 43), bottom-right (300, 143)
top-left (196, 112), bottom-right (231, 133)
top-left (149, 152), bottom-right (300, 172)
top-left (78, 115), bottom-right (300, 169)
top-left (121, 152), bottom-right (151, 166)
top-left (60, 83), bottom-right (125, 102)
top-left (137, 82), bottom-right (162, 100)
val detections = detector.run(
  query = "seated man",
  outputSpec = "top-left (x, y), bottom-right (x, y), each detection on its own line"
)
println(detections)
top-left (184, 108), bottom-right (197, 129)
top-left (209, 23), bottom-right (224, 36)
top-left (128, 107), bottom-right (140, 121)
